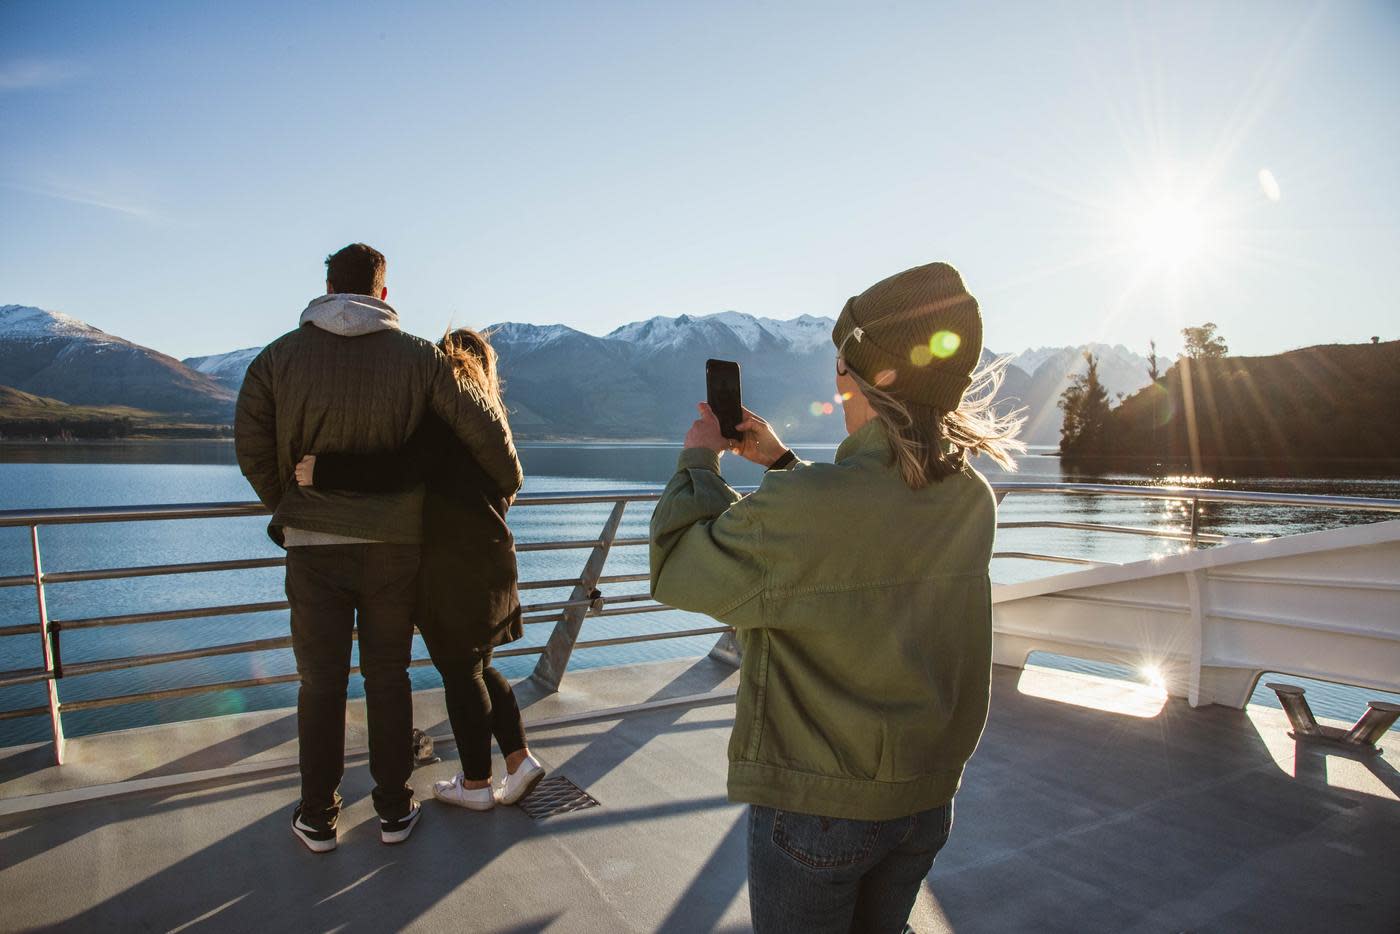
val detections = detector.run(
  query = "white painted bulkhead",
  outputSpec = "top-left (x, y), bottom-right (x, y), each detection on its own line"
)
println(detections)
top-left (991, 519), bottom-right (1400, 707)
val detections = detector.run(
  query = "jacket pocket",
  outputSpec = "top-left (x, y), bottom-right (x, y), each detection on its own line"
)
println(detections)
top-left (772, 809), bottom-right (880, 869)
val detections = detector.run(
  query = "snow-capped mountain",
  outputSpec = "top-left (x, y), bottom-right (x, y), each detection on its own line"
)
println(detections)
top-left (1012, 343), bottom-right (1150, 379)
top-left (0, 305), bottom-right (235, 418)
top-left (0, 304), bottom-right (113, 342)
top-left (608, 311), bottom-right (834, 355)
top-left (181, 347), bottom-right (262, 392)
top-left (1018, 344), bottom-right (1155, 444)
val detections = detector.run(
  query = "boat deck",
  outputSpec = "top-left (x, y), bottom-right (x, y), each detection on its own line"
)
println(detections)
top-left (1, 657), bottom-right (1397, 933)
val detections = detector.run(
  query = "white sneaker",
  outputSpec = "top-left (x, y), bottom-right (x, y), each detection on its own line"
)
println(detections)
top-left (380, 799), bottom-right (422, 844)
top-left (433, 772), bottom-right (495, 811)
top-left (496, 753), bottom-right (546, 805)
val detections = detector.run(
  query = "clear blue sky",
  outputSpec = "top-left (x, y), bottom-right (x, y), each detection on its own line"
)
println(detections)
top-left (2, 0), bottom-right (1397, 360)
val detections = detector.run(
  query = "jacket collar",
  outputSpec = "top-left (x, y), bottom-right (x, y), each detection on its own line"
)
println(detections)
top-left (835, 418), bottom-right (889, 464)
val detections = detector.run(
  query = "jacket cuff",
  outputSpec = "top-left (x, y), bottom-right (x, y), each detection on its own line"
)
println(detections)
top-left (766, 449), bottom-right (797, 471)
top-left (677, 447), bottom-right (722, 473)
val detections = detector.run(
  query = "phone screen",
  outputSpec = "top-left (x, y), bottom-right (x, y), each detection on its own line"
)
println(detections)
top-left (705, 359), bottom-right (743, 441)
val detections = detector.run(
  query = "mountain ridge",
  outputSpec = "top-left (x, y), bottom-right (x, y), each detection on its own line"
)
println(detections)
top-left (4, 302), bottom-right (1159, 443)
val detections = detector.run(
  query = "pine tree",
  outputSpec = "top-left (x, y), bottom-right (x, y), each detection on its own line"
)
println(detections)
top-left (1058, 351), bottom-right (1114, 459)
top-left (1147, 339), bottom-right (1161, 382)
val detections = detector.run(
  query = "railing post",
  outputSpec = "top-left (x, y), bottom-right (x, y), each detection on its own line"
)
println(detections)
top-left (531, 501), bottom-right (627, 694)
top-left (708, 631), bottom-right (742, 667)
top-left (30, 525), bottom-right (65, 765)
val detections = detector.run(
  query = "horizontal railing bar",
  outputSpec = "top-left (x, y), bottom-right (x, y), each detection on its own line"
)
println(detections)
top-left (993, 483), bottom-right (1400, 512)
top-left (0, 667), bottom-right (52, 688)
top-left (0, 704), bottom-right (51, 722)
top-left (995, 520), bottom-right (1232, 544)
top-left (517, 539), bottom-right (604, 552)
top-left (0, 502), bottom-right (270, 527)
top-left (992, 552), bottom-right (1108, 566)
top-left (43, 557), bottom-right (286, 585)
top-left (613, 537), bottom-right (650, 547)
top-left (2, 483), bottom-right (1394, 529)
top-left (592, 603), bottom-right (675, 617)
top-left (59, 636), bottom-right (294, 678)
top-left (516, 573), bottom-right (649, 592)
top-left (0, 574), bottom-right (34, 590)
top-left (54, 601), bottom-right (290, 632)
top-left (519, 592), bottom-right (657, 614)
top-left (56, 673), bottom-right (304, 712)
top-left (0, 623), bottom-right (43, 638)
top-left (569, 627), bottom-right (731, 650)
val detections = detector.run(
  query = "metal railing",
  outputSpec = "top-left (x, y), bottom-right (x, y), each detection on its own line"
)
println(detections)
top-left (2, 482), bottom-right (1398, 764)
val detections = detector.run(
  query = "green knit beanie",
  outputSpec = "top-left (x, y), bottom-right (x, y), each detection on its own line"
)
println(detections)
top-left (831, 262), bottom-right (983, 411)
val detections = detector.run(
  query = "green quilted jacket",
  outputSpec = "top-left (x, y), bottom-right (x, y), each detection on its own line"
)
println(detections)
top-left (650, 419), bottom-right (996, 821)
top-left (234, 294), bottom-right (522, 544)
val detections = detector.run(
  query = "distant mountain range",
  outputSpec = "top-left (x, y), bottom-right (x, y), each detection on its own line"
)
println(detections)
top-left (0, 305), bottom-right (236, 420)
top-left (1, 302), bottom-right (1156, 444)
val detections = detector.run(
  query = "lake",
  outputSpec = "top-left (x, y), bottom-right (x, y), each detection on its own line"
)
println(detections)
top-left (2, 440), bottom-right (1397, 747)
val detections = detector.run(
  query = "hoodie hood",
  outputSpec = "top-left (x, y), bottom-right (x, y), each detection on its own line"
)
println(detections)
top-left (299, 293), bottom-right (401, 337)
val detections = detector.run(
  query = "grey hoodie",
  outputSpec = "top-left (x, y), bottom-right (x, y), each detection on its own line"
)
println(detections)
top-left (299, 293), bottom-right (400, 337)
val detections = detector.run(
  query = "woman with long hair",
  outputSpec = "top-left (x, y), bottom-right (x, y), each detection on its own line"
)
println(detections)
top-left (649, 263), bottom-right (1023, 933)
top-left (295, 328), bottom-right (545, 810)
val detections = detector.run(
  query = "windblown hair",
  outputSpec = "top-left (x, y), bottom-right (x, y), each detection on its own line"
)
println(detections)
top-left (324, 243), bottom-right (387, 296)
top-left (439, 328), bottom-right (503, 408)
top-left (847, 357), bottom-right (1026, 489)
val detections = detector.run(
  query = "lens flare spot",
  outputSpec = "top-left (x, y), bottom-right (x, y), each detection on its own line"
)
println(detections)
top-left (930, 330), bottom-right (961, 359)
top-left (1258, 168), bottom-right (1281, 202)
top-left (909, 344), bottom-right (933, 366)
top-left (809, 401), bottom-right (825, 416)
top-left (821, 402), bottom-right (835, 415)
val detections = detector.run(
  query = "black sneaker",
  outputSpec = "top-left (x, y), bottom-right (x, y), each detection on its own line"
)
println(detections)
top-left (291, 804), bottom-right (338, 853)
top-left (380, 799), bottom-right (422, 845)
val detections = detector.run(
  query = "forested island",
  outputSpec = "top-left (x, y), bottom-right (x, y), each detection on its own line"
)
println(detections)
top-left (1058, 332), bottom-right (1400, 477)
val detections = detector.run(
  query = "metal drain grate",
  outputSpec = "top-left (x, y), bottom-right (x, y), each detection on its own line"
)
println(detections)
top-left (518, 775), bottom-right (601, 820)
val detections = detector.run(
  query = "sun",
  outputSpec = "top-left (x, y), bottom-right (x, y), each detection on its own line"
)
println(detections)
top-left (1128, 194), bottom-right (1220, 269)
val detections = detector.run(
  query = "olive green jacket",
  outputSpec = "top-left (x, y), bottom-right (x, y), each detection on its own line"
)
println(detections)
top-left (649, 419), bottom-right (996, 820)
top-left (234, 294), bottom-right (522, 545)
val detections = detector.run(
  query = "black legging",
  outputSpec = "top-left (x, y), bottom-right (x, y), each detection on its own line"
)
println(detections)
top-left (439, 649), bottom-right (526, 781)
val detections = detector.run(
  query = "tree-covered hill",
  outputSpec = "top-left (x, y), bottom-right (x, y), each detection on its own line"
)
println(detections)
top-left (1069, 340), bottom-right (1400, 476)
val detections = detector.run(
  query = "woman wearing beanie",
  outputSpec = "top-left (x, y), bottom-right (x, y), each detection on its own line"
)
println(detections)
top-left (650, 263), bottom-right (1023, 933)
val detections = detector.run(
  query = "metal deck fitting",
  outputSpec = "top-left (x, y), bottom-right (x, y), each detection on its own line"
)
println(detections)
top-left (1266, 682), bottom-right (1399, 753)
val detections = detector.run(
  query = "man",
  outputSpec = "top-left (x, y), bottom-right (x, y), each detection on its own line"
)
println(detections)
top-left (235, 243), bottom-right (523, 853)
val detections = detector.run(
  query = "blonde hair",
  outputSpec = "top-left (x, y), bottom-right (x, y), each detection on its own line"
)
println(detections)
top-left (847, 357), bottom-right (1026, 489)
top-left (439, 328), bottom-right (503, 407)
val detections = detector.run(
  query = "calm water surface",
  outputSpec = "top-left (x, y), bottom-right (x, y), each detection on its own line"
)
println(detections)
top-left (1, 440), bottom-right (1396, 746)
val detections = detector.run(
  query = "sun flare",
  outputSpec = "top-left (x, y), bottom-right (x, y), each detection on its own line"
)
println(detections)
top-left (1128, 195), bottom-right (1220, 269)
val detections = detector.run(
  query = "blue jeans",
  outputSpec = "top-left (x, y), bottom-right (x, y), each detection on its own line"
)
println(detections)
top-left (747, 801), bottom-right (954, 934)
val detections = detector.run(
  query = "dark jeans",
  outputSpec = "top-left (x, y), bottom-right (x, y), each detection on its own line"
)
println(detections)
top-left (285, 543), bottom-right (420, 822)
top-left (421, 640), bottom-right (526, 781)
top-left (747, 801), bottom-right (954, 934)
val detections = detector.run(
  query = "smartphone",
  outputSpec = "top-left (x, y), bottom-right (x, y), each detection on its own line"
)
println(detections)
top-left (705, 359), bottom-right (743, 441)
